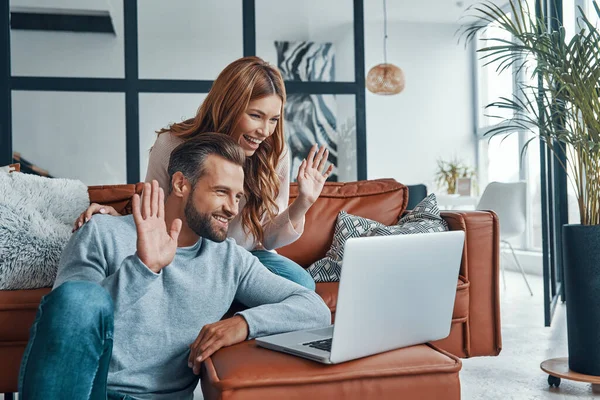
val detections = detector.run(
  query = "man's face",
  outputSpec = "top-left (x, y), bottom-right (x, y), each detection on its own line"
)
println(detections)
top-left (184, 155), bottom-right (245, 242)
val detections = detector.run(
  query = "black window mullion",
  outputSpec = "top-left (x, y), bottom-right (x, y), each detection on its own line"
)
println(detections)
top-left (10, 77), bottom-right (125, 92)
top-left (354, 0), bottom-right (367, 180)
top-left (284, 81), bottom-right (358, 95)
top-left (124, 0), bottom-right (140, 184)
top-left (243, 0), bottom-right (256, 56)
top-left (549, 0), bottom-right (567, 301)
top-left (539, 0), bottom-right (568, 326)
top-left (10, 12), bottom-right (115, 34)
top-left (138, 79), bottom-right (214, 93)
top-left (1, 1), bottom-right (11, 166)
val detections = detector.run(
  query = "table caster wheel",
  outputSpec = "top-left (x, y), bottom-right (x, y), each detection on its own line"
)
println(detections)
top-left (548, 375), bottom-right (561, 387)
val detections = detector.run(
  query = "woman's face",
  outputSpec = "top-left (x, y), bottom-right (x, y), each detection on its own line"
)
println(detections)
top-left (231, 94), bottom-right (283, 156)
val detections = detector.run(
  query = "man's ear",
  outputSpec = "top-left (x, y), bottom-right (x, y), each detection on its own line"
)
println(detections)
top-left (170, 172), bottom-right (189, 198)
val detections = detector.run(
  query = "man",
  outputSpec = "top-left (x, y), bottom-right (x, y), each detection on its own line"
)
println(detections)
top-left (19, 133), bottom-right (331, 400)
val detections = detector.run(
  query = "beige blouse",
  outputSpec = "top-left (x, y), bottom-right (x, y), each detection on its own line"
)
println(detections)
top-left (145, 132), bottom-right (304, 251)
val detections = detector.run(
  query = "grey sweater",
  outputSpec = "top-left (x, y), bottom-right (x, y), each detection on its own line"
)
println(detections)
top-left (54, 215), bottom-right (330, 400)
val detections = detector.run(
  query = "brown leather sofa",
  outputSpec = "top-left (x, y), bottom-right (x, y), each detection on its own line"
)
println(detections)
top-left (0, 178), bottom-right (501, 397)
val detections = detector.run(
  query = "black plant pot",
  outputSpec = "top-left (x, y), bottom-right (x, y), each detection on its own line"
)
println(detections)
top-left (563, 224), bottom-right (600, 376)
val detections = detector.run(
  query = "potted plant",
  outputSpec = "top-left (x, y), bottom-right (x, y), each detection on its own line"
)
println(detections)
top-left (434, 158), bottom-right (476, 195)
top-left (461, 0), bottom-right (600, 375)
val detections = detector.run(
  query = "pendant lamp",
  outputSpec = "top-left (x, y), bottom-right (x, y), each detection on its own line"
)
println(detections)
top-left (366, 0), bottom-right (405, 95)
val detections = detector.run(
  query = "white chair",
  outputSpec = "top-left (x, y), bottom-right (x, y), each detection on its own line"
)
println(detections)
top-left (476, 181), bottom-right (533, 296)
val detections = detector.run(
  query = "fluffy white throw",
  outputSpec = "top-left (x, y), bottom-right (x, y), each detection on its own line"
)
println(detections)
top-left (0, 172), bottom-right (89, 290)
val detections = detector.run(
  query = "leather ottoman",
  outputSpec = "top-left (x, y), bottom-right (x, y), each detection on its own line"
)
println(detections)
top-left (201, 341), bottom-right (462, 400)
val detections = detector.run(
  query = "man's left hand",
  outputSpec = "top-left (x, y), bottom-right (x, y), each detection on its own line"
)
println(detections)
top-left (188, 315), bottom-right (249, 375)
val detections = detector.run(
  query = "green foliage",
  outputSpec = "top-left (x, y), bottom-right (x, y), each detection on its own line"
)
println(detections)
top-left (435, 157), bottom-right (477, 194)
top-left (460, 0), bottom-right (600, 225)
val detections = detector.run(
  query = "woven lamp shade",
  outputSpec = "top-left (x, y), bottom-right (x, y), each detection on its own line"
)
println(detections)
top-left (366, 63), bottom-right (405, 95)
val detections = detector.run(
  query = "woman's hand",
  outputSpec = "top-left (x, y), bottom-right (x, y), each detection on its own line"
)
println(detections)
top-left (73, 203), bottom-right (121, 232)
top-left (296, 144), bottom-right (334, 206)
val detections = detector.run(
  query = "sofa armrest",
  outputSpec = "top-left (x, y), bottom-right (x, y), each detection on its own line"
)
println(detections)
top-left (441, 210), bottom-right (502, 357)
top-left (88, 183), bottom-right (144, 215)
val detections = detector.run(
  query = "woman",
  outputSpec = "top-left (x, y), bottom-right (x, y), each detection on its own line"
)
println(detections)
top-left (74, 56), bottom-right (333, 290)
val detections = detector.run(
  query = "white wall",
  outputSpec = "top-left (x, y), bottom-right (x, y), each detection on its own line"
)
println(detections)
top-left (11, 91), bottom-right (126, 185)
top-left (364, 21), bottom-right (476, 188)
top-left (137, 0), bottom-right (243, 80)
top-left (138, 93), bottom-right (207, 178)
top-left (10, 0), bottom-right (124, 78)
top-left (255, 0), bottom-right (355, 82)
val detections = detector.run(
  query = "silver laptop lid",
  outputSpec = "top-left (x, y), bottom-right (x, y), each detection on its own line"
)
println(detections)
top-left (329, 231), bottom-right (465, 364)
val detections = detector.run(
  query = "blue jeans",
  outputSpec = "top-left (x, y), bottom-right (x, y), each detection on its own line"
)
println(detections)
top-left (251, 250), bottom-right (316, 290)
top-left (18, 281), bottom-right (131, 399)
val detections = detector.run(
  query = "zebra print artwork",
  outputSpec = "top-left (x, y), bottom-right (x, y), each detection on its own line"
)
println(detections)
top-left (276, 41), bottom-right (335, 82)
top-left (275, 41), bottom-right (339, 181)
top-left (285, 93), bottom-right (338, 181)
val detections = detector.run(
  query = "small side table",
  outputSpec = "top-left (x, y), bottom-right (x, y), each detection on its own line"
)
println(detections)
top-left (435, 194), bottom-right (479, 210)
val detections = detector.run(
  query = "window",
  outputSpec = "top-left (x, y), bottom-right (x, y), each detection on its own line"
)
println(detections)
top-left (587, 0), bottom-right (599, 28)
top-left (476, 0), bottom-right (591, 250)
top-left (475, 8), bottom-right (534, 249)
top-left (564, 0), bottom-right (576, 39)
top-left (476, 8), bottom-right (522, 237)
top-left (526, 136), bottom-right (542, 249)
top-left (476, 23), bottom-right (514, 129)
top-left (485, 134), bottom-right (520, 182)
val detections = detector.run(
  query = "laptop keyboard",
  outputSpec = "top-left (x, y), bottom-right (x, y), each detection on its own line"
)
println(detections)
top-left (302, 338), bottom-right (332, 352)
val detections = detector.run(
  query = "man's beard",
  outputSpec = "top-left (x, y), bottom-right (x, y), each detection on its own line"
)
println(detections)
top-left (184, 196), bottom-right (228, 243)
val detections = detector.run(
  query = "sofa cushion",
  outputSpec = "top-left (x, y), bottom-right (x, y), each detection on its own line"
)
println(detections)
top-left (366, 193), bottom-right (448, 236)
top-left (88, 183), bottom-right (144, 215)
top-left (201, 341), bottom-right (461, 400)
top-left (278, 179), bottom-right (408, 267)
top-left (307, 194), bottom-right (447, 282)
top-left (0, 173), bottom-right (89, 290)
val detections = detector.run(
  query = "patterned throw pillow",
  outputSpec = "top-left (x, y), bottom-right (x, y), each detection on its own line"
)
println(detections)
top-left (306, 194), bottom-right (448, 282)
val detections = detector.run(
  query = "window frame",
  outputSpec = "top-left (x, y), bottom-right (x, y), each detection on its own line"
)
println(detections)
top-left (1, 0), bottom-right (368, 183)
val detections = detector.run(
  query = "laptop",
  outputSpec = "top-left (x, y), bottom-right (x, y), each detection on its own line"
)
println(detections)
top-left (256, 230), bottom-right (465, 364)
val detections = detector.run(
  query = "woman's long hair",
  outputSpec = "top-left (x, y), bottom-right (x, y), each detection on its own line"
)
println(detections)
top-left (157, 56), bottom-right (286, 244)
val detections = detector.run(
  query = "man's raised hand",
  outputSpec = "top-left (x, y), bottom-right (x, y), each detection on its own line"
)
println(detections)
top-left (132, 180), bottom-right (182, 273)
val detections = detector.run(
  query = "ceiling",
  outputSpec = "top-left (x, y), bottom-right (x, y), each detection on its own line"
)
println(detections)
top-left (8, 0), bottom-right (511, 38)
top-left (364, 0), bottom-right (509, 24)
top-left (8, 0), bottom-right (510, 24)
